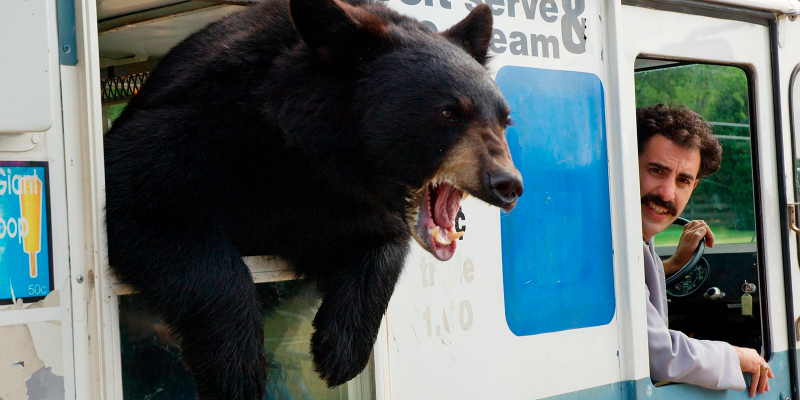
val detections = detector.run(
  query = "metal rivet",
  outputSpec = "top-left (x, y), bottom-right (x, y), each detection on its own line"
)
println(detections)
top-left (61, 44), bottom-right (71, 53)
top-left (76, 275), bottom-right (84, 283)
top-left (31, 134), bottom-right (40, 144)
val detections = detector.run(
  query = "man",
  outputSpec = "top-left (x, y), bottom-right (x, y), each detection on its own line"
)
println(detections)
top-left (638, 104), bottom-right (772, 397)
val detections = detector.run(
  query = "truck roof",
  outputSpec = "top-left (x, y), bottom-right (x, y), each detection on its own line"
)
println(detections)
top-left (705, 0), bottom-right (799, 14)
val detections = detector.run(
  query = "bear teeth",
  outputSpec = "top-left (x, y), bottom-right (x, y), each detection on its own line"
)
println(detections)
top-left (428, 226), bottom-right (462, 245)
top-left (429, 226), bottom-right (450, 245)
top-left (430, 226), bottom-right (440, 240)
top-left (433, 234), bottom-right (451, 246)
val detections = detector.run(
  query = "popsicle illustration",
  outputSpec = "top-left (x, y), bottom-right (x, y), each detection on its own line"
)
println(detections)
top-left (19, 174), bottom-right (42, 278)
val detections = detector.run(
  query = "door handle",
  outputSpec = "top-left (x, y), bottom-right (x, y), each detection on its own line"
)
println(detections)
top-left (789, 202), bottom-right (800, 234)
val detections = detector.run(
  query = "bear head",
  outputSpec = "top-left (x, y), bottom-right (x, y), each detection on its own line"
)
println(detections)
top-left (287, 0), bottom-right (523, 261)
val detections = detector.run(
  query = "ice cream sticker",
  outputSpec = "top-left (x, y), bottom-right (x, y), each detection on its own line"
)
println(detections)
top-left (0, 162), bottom-right (52, 304)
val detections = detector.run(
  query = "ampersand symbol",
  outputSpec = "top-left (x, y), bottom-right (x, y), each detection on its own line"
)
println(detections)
top-left (561, 0), bottom-right (587, 55)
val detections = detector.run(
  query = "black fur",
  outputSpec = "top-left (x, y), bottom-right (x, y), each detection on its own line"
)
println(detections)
top-left (104, 0), bottom-right (508, 399)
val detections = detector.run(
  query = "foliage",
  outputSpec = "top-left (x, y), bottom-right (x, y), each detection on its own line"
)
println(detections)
top-left (654, 225), bottom-right (755, 247)
top-left (107, 103), bottom-right (127, 126)
top-left (636, 64), bottom-right (749, 127)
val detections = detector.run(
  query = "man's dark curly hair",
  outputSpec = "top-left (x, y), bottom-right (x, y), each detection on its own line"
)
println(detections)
top-left (637, 104), bottom-right (723, 179)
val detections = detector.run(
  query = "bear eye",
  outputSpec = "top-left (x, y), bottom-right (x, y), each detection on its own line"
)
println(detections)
top-left (440, 107), bottom-right (460, 123)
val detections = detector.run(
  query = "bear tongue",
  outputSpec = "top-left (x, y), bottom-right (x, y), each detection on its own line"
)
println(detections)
top-left (433, 184), bottom-right (462, 229)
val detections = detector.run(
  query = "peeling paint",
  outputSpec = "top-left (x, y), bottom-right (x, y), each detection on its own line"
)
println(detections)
top-left (0, 321), bottom-right (63, 400)
top-left (26, 367), bottom-right (64, 400)
top-left (0, 290), bottom-right (59, 311)
top-left (28, 321), bottom-right (63, 376)
top-left (27, 290), bottom-right (59, 309)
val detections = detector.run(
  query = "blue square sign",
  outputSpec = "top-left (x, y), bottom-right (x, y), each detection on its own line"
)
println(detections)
top-left (497, 67), bottom-right (615, 336)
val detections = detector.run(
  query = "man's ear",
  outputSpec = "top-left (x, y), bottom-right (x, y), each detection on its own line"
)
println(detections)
top-left (290, 0), bottom-right (386, 56)
top-left (441, 4), bottom-right (493, 66)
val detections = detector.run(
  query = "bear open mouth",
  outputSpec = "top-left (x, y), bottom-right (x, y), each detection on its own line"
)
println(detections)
top-left (416, 182), bottom-right (465, 261)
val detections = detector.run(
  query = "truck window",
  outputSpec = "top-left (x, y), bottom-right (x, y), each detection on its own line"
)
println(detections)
top-left (791, 65), bottom-right (800, 283)
top-left (118, 280), bottom-right (376, 399)
top-left (792, 65), bottom-right (800, 195)
top-left (634, 59), bottom-right (768, 356)
top-left (636, 63), bottom-right (755, 246)
top-left (101, 61), bottom-right (153, 132)
top-left (103, 65), bottom-right (376, 399)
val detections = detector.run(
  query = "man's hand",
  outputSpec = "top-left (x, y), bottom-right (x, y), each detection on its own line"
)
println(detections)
top-left (734, 346), bottom-right (773, 397)
top-left (662, 220), bottom-right (715, 276)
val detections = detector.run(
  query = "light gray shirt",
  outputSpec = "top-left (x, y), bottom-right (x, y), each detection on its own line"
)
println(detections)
top-left (644, 240), bottom-right (745, 390)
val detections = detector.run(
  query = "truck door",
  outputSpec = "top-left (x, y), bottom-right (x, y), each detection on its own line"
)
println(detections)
top-left (620, 1), bottom-right (792, 398)
top-left (0, 0), bottom-right (78, 398)
top-left (382, 0), bottom-right (623, 398)
top-left (782, 12), bottom-right (800, 400)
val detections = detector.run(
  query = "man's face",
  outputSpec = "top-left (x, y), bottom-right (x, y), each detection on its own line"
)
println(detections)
top-left (639, 134), bottom-right (701, 241)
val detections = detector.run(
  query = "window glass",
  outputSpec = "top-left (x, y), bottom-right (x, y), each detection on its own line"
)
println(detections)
top-left (633, 59), bottom-right (766, 357)
top-left (635, 64), bottom-right (755, 246)
top-left (793, 67), bottom-right (800, 189)
top-left (119, 280), bottom-right (375, 399)
top-left (107, 64), bottom-right (375, 400)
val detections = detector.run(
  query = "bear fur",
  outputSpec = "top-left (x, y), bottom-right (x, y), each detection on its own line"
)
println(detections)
top-left (103, 0), bottom-right (523, 398)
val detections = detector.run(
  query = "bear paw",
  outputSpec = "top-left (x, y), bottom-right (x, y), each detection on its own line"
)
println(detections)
top-left (310, 311), bottom-right (375, 387)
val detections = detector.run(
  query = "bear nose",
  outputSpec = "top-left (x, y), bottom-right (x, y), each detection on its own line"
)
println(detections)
top-left (486, 170), bottom-right (523, 207)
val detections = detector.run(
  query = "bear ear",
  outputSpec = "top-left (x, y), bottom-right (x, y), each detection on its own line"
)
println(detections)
top-left (441, 4), bottom-right (493, 66)
top-left (290, 0), bottom-right (386, 54)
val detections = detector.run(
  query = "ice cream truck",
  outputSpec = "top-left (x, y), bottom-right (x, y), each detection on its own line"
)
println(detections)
top-left (3, 0), bottom-right (800, 398)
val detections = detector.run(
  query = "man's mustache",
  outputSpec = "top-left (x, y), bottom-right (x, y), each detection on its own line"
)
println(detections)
top-left (641, 194), bottom-right (677, 216)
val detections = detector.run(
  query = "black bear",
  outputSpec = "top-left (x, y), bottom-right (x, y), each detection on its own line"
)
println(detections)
top-left (103, 0), bottom-right (523, 398)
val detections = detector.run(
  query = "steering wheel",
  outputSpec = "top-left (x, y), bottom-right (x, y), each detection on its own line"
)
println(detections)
top-left (664, 217), bottom-right (706, 287)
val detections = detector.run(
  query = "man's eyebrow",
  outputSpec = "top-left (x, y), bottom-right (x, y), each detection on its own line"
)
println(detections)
top-left (647, 162), bottom-right (671, 172)
top-left (648, 162), bottom-right (696, 181)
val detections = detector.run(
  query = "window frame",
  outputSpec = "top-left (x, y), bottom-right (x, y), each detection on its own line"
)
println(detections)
top-left (789, 64), bottom-right (800, 203)
top-left (633, 56), bottom-right (773, 360)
